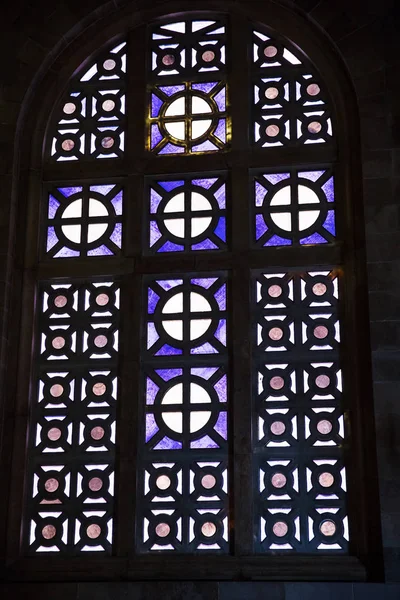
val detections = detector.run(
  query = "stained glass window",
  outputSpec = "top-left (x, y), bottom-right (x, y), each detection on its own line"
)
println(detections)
top-left (18, 8), bottom-right (374, 574)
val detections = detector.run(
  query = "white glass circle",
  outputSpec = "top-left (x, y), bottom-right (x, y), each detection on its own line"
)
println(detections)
top-left (161, 382), bottom-right (212, 433)
top-left (165, 97), bottom-right (185, 117)
top-left (62, 199), bottom-right (82, 219)
top-left (192, 96), bottom-right (212, 114)
top-left (61, 224), bottom-right (81, 243)
top-left (165, 121), bottom-right (185, 140)
top-left (191, 119), bottom-right (212, 139)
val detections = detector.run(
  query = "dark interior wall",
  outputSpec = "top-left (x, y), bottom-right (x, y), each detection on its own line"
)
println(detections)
top-left (0, 0), bottom-right (399, 595)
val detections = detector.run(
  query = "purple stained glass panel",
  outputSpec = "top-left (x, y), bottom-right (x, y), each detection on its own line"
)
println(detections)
top-left (159, 143), bottom-right (185, 155)
top-left (256, 214), bottom-right (268, 240)
top-left (192, 239), bottom-right (218, 251)
top-left (58, 186), bottom-right (83, 197)
top-left (192, 140), bottom-right (218, 152)
top-left (159, 85), bottom-right (185, 96)
top-left (214, 119), bottom-right (226, 143)
top-left (45, 184), bottom-right (123, 259)
top-left (254, 169), bottom-right (336, 247)
top-left (191, 435), bottom-right (219, 449)
top-left (214, 375), bottom-right (227, 402)
top-left (159, 241), bottom-right (184, 252)
top-left (214, 88), bottom-right (226, 111)
top-left (192, 178), bottom-right (218, 190)
top-left (192, 82), bottom-right (218, 94)
top-left (266, 234), bottom-right (292, 246)
top-left (150, 189), bottom-right (163, 213)
top-left (322, 177), bottom-right (335, 202)
top-left (298, 170), bottom-right (325, 182)
top-left (147, 175), bottom-right (227, 254)
top-left (155, 369), bottom-right (183, 381)
top-left (151, 124), bottom-right (163, 149)
top-left (90, 184), bottom-right (115, 195)
top-left (323, 210), bottom-right (335, 235)
top-left (48, 195), bottom-right (60, 219)
top-left (151, 94), bottom-right (164, 117)
top-left (146, 378), bottom-right (159, 404)
top-left (263, 173), bottom-right (290, 185)
top-left (146, 414), bottom-right (159, 442)
top-left (150, 222), bottom-right (162, 247)
top-left (148, 289), bottom-right (160, 314)
top-left (214, 412), bottom-right (227, 439)
top-left (159, 180), bottom-right (185, 192)
top-left (154, 436), bottom-right (182, 450)
top-left (87, 245), bottom-right (114, 256)
top-left (300, 232), bottom-right (327, 245)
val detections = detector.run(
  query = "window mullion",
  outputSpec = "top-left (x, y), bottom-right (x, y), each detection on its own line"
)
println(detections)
top-left (230, 14), bottom-right (253, 556)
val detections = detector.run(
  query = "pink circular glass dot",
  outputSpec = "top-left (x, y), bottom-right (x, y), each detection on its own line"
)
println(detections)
top-left (63, 102), bottom-right (76, 115)
top-left (102, 99), bottom-right (115, 112)
top-left (319, 472), bottom-right (334, 488)
top-left (96, 293), bottom-right (109, 306)
top-left (48, 427), bottom-right (62, 441)
top-left (162, 54), bottom-right (175, 66)
top-left (317, 419), bottom-right (333, 435)
top-left (92, 382), bottom-right (106, 396)
top-left (273, 521), bottom-right (288, 537)
top-left (103, 58), bottom-right (116, 71)
top-left (271, 473), bottom-right (287, 488)
top-left (87, 524), bottom-right (101, 539)
top-left (54, 295), bottom-right (67, 308)
top-left (320, 520), bottom-right (336, 536)
top-left (314, 325), bottom-right (329, 339)
top-left (201, 522), bottom-right (217, 537)
top-left (101, 136), bottom-right (114, 149)
top-left (264, 45), bottom-right (278, 58)
top-left (201, 474), bottom-right (216, 489)
top-left (61, 139), bottom-right (75, 152)
top-left (52, 336), bottom-right (65, 350)
top-left (90, 426), bottom-right (105, 441)
top-left (265, 86), bottom-right (279, 100)
top-left (269, 327), bottom-right (283, 341)
top-left (202, 50), bottom-right (215, 62)
top-left (44, 478), bottom-right (59, 493)
top-left (270, 420), bottom-right (286, 435)
top-left (156, 475), bottom-right (171, 490)
top-left (308, 121), bottom-right (322, 134)
top-left (156, 522), bottom-right (170, 537)
top-left (316, 374), bottom-right (330, 389)
top-left (89, 477), bottom-right (103, 492)
top-left (307, 83), bottom-right (320, 96)
top-left (268, 284), bottom-right (282, 298)
top-left (270, 376), bottom-right (284, 390)
top-left (42, 524), bottom-right (56, 539)
top-left (50, 384), bottom-right (64, 398)
top-left (266, 124), bottom-right (280, 137)
top-left (312, 282), bottom-right (327, 296)
top-left (94, 335), bottom-right (108, 348)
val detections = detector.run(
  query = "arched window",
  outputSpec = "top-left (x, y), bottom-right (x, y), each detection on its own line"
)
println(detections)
top-left (9, 2), bottom-right (380, 581)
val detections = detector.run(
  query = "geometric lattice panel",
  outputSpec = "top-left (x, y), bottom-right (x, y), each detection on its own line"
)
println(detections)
top-left (145, 275), bottom-right (227, 357)
top-left (149, 82), bottom-right (228, 155)
top-left (148, 17), bottom-right (228, 156)
top-left (49, 42), bottom-right (126, 161)
top-left (146, 174), bottom-right (227, 253)
top-left (149, 18), bottom-right (226, 79)
top-left (25, 281), bottom-right (119, 554)
top-left (253, 169), bottom-right (335, 247)
top-left (251, 30), bottom-right (333, 147)
top-left (45, 184), bottom-right (123, 258)
top-left (252, 269), bottom-right (348, 552)
top-left (138, 272), bottom-right (229, 552)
